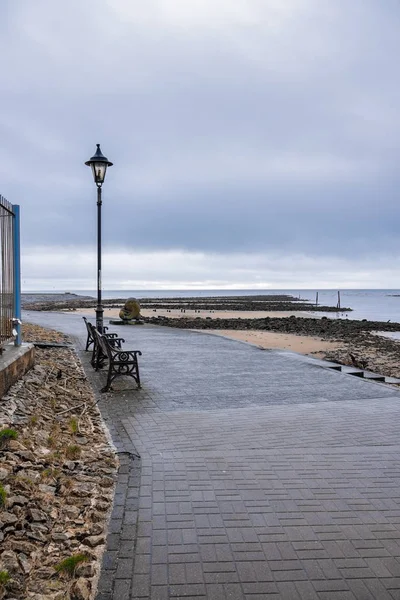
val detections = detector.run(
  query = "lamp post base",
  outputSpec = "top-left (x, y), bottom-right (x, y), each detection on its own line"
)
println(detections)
top-left (96, 306), bottom-right (104, 333)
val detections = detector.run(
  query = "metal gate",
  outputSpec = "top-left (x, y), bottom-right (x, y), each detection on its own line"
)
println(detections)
top-left (0, 195), bottom-right (21, 347)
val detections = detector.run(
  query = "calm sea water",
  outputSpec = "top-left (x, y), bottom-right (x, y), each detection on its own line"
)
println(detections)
top-left (27, 289), bottom-right (400, 324)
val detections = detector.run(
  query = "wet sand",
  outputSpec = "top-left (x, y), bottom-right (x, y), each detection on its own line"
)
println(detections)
top-left (202, 330), bottom-right (340, 356)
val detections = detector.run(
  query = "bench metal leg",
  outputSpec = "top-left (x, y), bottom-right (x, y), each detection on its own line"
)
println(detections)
top-left (101, 357), bottom-right (141, 393)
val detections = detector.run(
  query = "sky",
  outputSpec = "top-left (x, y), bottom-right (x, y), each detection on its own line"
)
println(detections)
top-left (1, 0), bottom-right (400, 290)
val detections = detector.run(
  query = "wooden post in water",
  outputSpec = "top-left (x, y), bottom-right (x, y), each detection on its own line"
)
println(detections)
top-left (337, 290), bottom-right (341, 310)
top-left (316, 292), bottom-right (319, 307)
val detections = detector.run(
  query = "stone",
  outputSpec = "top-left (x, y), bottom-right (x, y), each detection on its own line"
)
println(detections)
top-left (64, 505), bottom-right (80, 518)
top-left (75, 562), bottom-right (95, 578)
top-left (71, 577), bottom-right (91, 600)
top-left (7, 495), bottom-right (29, 507)
top-left (51, 533), bottom-right (68, 542)
top-left (27, 530), bottom-right (47, 543)
top-left (82, 534), bottom-right (105, 547)
top-left (38, 484), bottom-right (56, 494)
top-left (64, 460), bottom-right (76, 471)
top-left (0, 467), bottom-right (9, 480)
top-left (28, 508), bottom-right (47, 522)
top-left (100, 476), bottom-right (114, 488)
top-left (0, 549), bottom-right (20, 573)
top-left (10, 540), bottom-right (37, 555)
top-left (119, 297), bottom-right (141, 321)
top-left (0, 512), bottom-right (18, 526)
top-left (18, 552), bottom-right (32, 574)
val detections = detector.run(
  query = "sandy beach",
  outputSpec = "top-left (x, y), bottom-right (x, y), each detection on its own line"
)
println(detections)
top-left (74, 306), bottom-right (318, 321)
top-left (203, 329), bottom-right (340, 356)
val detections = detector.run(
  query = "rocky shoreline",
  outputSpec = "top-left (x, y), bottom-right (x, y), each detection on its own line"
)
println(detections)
top-left (0, 324), bottom-right (118, 600)
top-left (21, 293), bottom-right (350, 313)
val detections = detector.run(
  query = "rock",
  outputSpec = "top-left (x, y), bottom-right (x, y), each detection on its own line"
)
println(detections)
top-left (75, 561), bottom-right (95, 578)
top-left (71, 577), bottom-right (91, 600)
top-left (89, 511), bottom-right (104, 523)
top-left (100, 477), bottom-right (114, 488)
top-left (7, 440), bottom-right (26, 451)
top-left (0, 468), bottom-right (9, 480)
top-left (18, 552), bottom-right (32, 574)
top-left (28, 508), bottom-right (47, 522)
top-left (64, 460), bottom-right (76, 471)
top-left (27, 530), bottom-right (47, 543)
top-left (75, 436), bottom-right (88, 445)
top-left (83, 534), bottom-right (105, 547)
top-left (38, 484), bottom-right (56, 494)
top-left (0, 549), bottom-right (20, 573)
top-left (10, 540), bottom-right (37, 554)
top-left (0, 512), bottom-right (18, 526)
top-left (7, 495), bottom-right (29, 507)
top-left (51, 533), bottom-right (68, 542)
top-left (64, 505), bottom-right (80, 518)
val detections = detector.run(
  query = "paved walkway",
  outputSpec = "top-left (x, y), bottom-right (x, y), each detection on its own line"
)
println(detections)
top-left (24, 311), bottom-right (400, 599)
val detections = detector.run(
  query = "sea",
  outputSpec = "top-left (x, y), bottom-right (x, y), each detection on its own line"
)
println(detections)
top-left (26, 289), bottom-right (400, 325)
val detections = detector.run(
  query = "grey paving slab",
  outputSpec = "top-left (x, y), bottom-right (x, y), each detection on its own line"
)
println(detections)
top-left (24, 311), bottom-right (400, 599)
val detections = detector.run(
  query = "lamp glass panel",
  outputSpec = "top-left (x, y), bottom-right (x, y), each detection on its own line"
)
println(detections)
top-left (92, 162), bottom-right (107, 184)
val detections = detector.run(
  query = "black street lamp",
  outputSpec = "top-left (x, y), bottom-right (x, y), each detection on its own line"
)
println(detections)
top-left (85, 144), bottom-right (113, 333)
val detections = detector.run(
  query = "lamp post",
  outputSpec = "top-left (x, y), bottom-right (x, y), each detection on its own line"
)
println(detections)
top-left (85, 144), bottom-right (113, 333)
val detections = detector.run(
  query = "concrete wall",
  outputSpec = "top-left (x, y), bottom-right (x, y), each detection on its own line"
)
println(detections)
top-left (0, 343), bottom-right (35, 398)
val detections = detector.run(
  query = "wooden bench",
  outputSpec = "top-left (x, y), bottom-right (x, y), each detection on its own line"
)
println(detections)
top-left (92, 327), bottom-right (142, 393)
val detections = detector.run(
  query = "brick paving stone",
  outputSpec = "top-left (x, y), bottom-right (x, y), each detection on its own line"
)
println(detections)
top-left (24, 313), bottom-right (400, 600)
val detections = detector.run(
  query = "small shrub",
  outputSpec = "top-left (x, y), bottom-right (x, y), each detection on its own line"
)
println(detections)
top-left (41, 467), bottom-right (60, 481)
top-left (65, 445), bottom-right (81, 460)
top-left (69, 418), bottom-right (78, 435)
top-left (47, 435), bottom-right (57, 449)
top-left (0, 570), bottom-right (10, 586)
top-left (28, 415), bottom-right (38, 427)
top-left (0, 428), bottom-right (18, 449)
top-left (54, 554), bottom-right (88, 577)
top-left (0, 485), bottom-right (6, 508)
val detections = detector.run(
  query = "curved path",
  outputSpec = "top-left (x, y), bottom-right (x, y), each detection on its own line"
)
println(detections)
top-left (24, 310), bottom-right (400, 599)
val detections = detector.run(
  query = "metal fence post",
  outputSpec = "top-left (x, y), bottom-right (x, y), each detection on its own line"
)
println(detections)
top-left (12, 204), bottom-right (21, 346)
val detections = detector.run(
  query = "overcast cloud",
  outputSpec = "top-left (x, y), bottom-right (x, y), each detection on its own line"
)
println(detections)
top-left (1, 0), bottom-right (400, 290)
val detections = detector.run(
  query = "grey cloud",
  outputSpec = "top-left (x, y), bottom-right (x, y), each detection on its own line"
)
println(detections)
top-left (1, 0), bottom-right (400, 286)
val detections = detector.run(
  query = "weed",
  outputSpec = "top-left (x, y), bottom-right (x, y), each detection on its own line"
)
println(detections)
top-left (69, 418), bottom-right (78, 435)
top-left (54, 554), bottom-right (88, 577)
top-left (0, 428), bottom-right (18, 449)
top-left (28, 415), bottom-right (38, 427)
top-left (0, 570), bottom-right (10, 586)
top-left (47, 435), bottom-right (57, 449)
top-left (0, 485), bottom-right (6, 508)
top-left (41, 467), bottom-right (60, 481)
top-left (65, 445), bottom-right (81, 460)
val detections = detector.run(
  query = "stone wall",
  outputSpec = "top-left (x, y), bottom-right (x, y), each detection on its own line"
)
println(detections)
top-left (0, 343), bottom-right (35, 399)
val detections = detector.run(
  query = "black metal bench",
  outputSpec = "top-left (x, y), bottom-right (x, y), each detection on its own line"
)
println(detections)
top-left (83, 317), bottom-right (124, 366)
top-left (92, 327), bottom-right (142, 393)
top-left (82, 316), bottom-right (117, 351)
